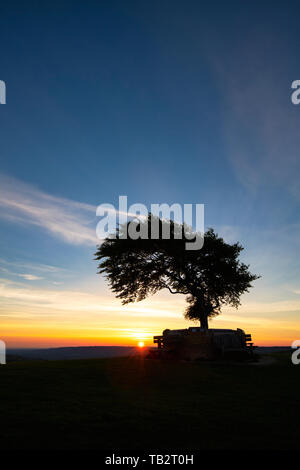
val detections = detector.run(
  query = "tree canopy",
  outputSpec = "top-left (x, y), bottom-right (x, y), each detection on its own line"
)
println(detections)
top-left (95, 215), bottom-right (259, 329)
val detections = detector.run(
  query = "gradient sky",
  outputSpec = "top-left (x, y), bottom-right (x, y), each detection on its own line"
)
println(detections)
top-left (1, 1), bottom-right (300, 347)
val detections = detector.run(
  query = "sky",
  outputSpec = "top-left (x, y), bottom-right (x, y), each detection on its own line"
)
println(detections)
top-left (0, 0), bottom-right (300, 347)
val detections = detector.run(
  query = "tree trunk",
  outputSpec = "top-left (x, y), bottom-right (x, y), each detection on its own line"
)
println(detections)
top-left (200, 314), bottom-right (208, 329)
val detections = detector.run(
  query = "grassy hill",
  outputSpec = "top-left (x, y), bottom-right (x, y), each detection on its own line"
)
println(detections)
top-left (0, 352), bottom-right (298, 450)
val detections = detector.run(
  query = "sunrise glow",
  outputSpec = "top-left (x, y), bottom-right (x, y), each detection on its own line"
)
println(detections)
top-left (1, 283), bottom-right (299, 348)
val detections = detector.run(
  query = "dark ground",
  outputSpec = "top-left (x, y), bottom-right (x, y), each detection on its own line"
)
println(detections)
top-left (0, 351), bottom-right (298, 450)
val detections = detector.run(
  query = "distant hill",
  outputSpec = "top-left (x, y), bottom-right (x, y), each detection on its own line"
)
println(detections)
top-left (6, 345), bottom-right (291, 362)
top-left (7, 346), bottom-right (141, 361)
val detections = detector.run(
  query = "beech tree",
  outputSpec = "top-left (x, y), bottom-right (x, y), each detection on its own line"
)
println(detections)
top-left (95, 216), bottom-right (259, 329)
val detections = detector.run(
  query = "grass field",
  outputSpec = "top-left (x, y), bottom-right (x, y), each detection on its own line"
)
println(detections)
top-left (0, 352), bottom-right (299, 450)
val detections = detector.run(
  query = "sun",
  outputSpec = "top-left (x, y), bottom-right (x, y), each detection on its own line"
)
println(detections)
top-left (138, 341), bottom-right (145, 348)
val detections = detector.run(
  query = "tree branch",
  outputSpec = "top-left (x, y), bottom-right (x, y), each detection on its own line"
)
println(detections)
top-left (165, 285), bottom-right (186, 295)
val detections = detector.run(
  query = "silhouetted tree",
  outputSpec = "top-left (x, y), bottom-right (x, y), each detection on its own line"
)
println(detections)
top-left (95, 215), bottom-right (259, 329)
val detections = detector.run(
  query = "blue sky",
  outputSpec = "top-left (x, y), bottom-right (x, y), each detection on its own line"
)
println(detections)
top-left (0, 1), bottom-right (300, 346)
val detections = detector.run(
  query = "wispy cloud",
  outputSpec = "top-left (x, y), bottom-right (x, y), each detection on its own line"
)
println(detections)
top-left (0, 258), bottom-right (69, 284)
top-left (0, 278), bottom-right (183, 318)
top-left (208, 28), bottom-right (300, 199)
top-left (0, 174), bottom-right (97, 245)
top-left (17, 274), bottom-right (43, 281)
top-left (0, 175), bottom-right (142, 246)
top-left (0, 258), bottom-right (68, 274)
top-left (0, 277), bottom-right (299, 320)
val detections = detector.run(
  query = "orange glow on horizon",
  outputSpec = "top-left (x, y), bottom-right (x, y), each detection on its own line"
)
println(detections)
top-left (1, 289), bottom-right (299, 349)
top-left (2, 328), bottom-right (297, 349)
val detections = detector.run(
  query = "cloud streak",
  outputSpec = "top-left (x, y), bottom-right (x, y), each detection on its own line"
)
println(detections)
top-left (0, 175), bottom-right (143, 247)
top-left (1, 277), bottom-right (299, 320)
top-left (208, 28), bottom-right (300, 199)
top-left (0, 174), bottom-right (97, 245)
top-left (17, 274), bottom-right (44, 281)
